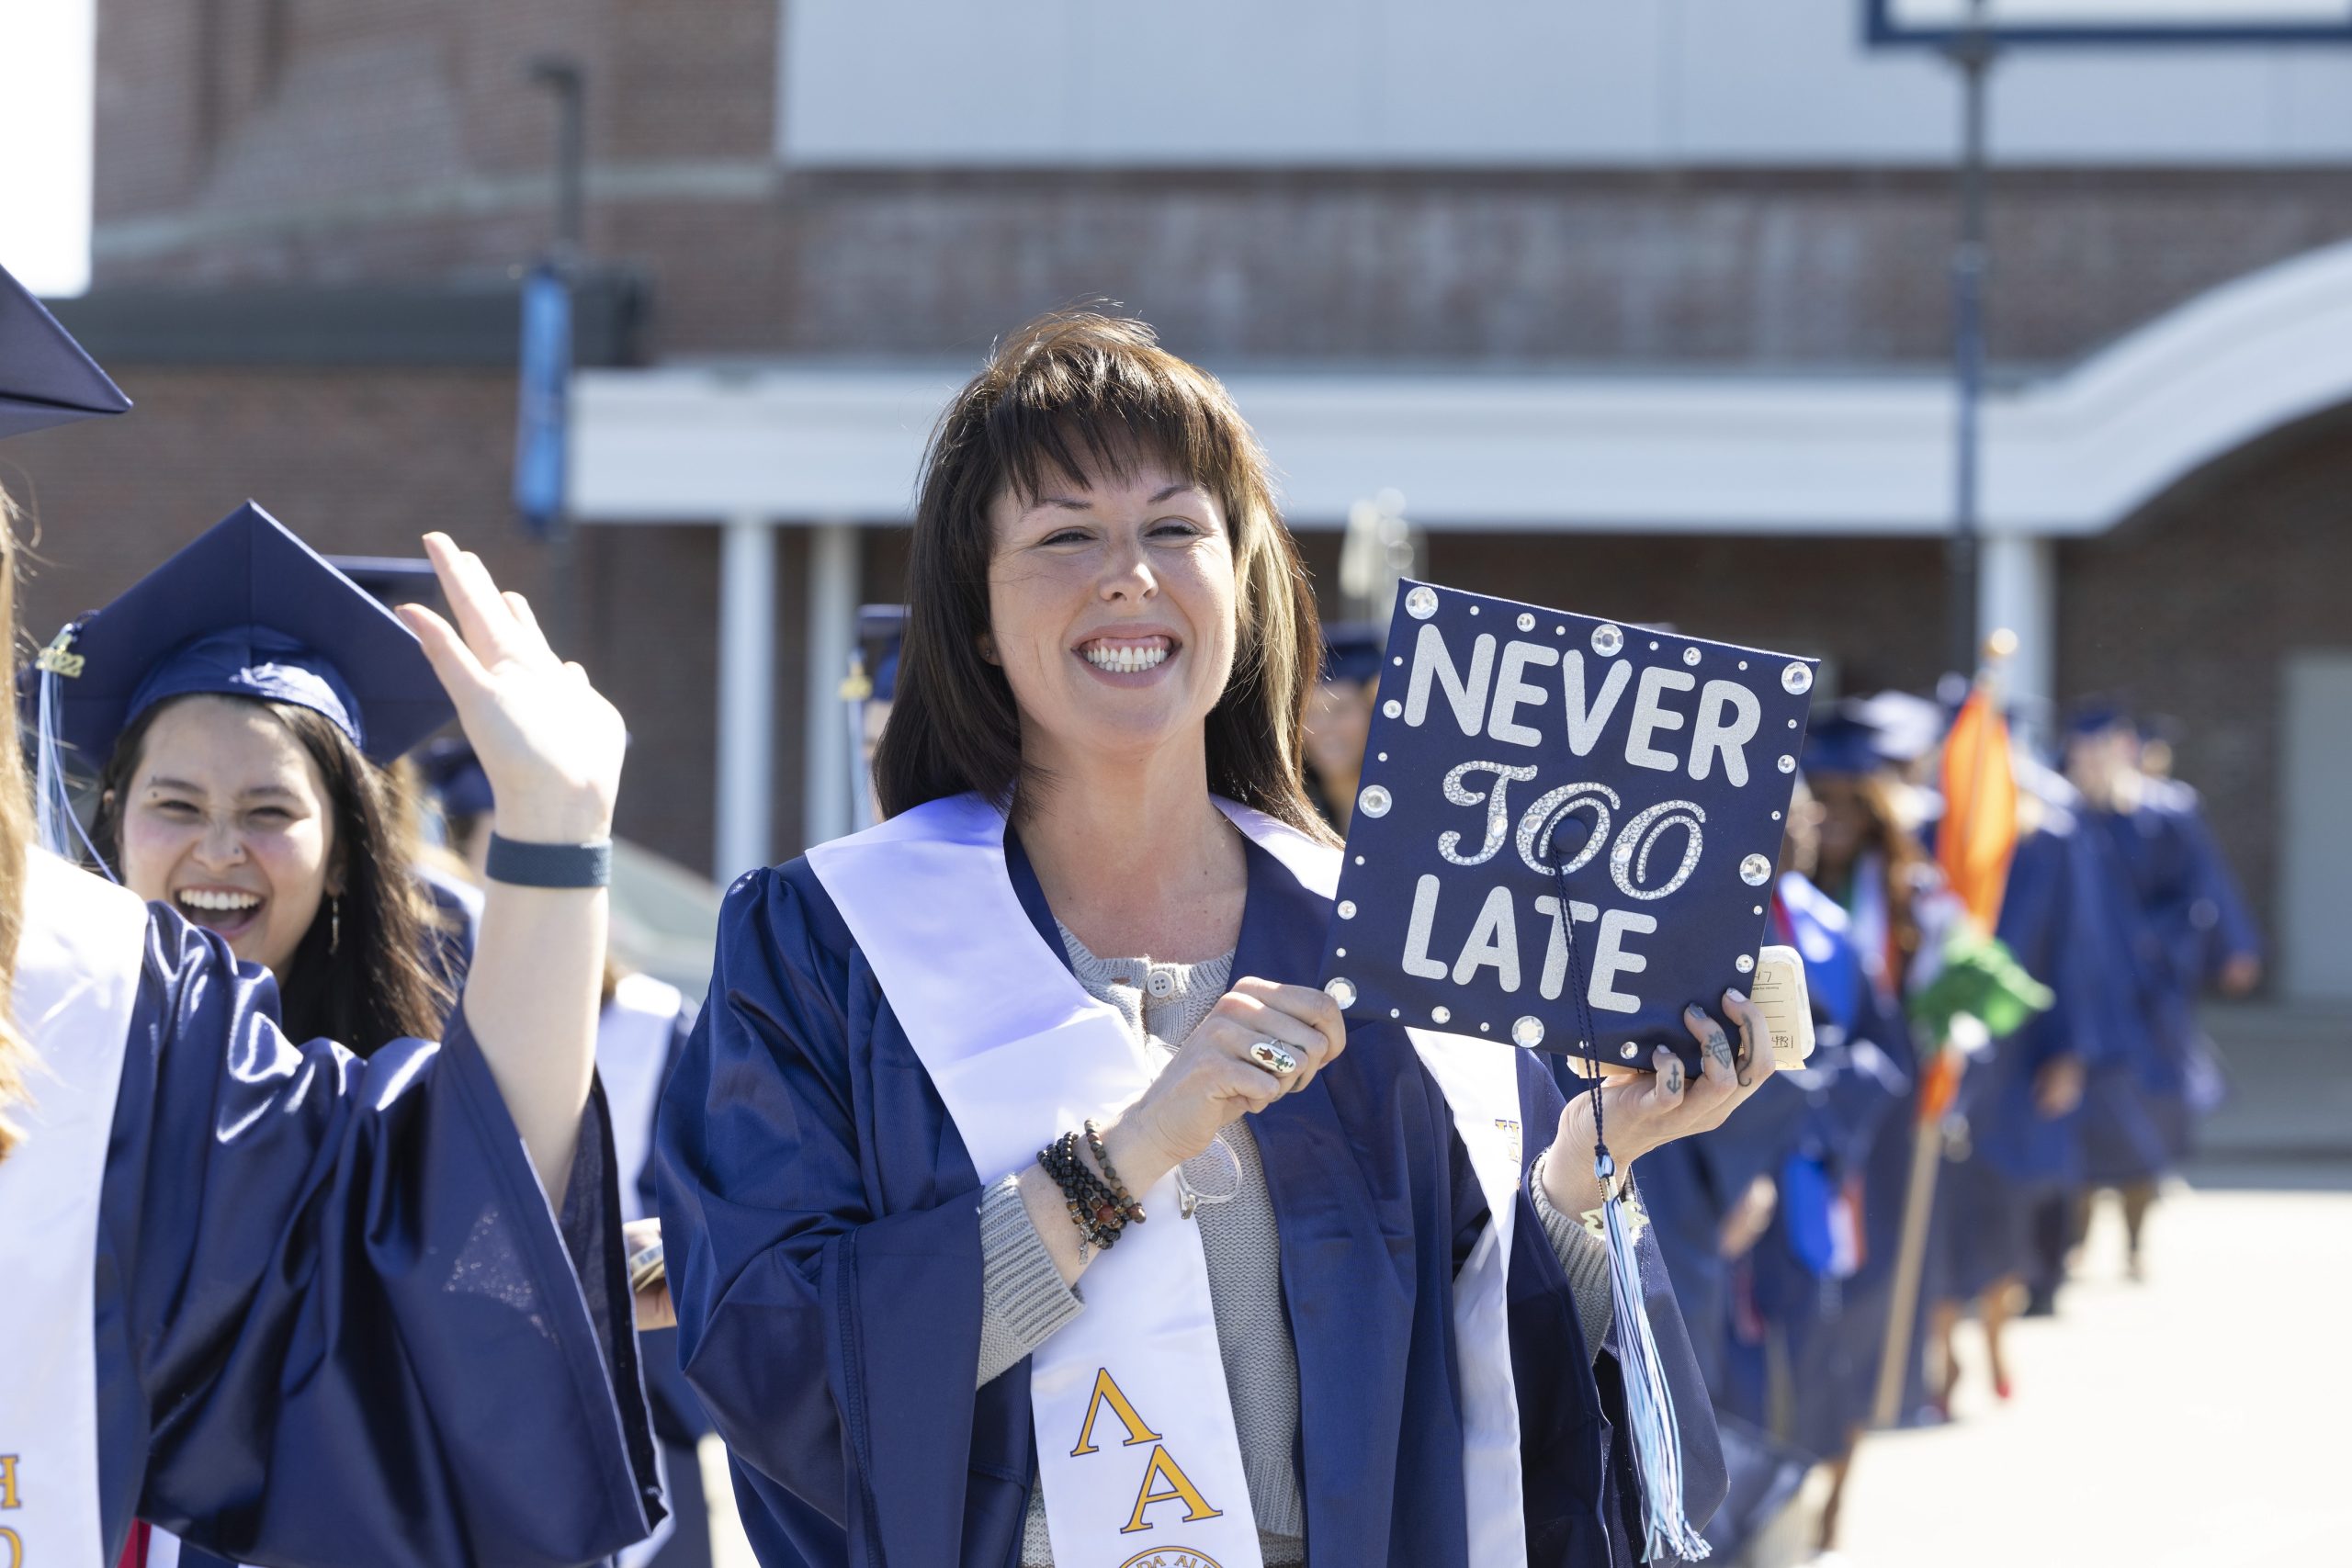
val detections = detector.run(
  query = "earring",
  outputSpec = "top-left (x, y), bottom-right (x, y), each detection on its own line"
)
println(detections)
top-left (329, 895), bottom-right (342, 955)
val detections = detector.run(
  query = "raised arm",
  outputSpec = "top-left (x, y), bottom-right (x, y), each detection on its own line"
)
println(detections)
top-left (398, 532), bottom-right (626, 1201)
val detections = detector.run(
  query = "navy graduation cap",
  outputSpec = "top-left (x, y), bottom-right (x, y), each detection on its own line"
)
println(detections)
top-left (0, 261), bottom-right (132, 439)
top-left (328, 553), bottom-right (445, 609)
top-left (1799, 707), bottom-right (1892, 779)
top-left (1318, 581), bottom-right (1817, 1075)
top-left (38, 502), bottom-right (455, 774)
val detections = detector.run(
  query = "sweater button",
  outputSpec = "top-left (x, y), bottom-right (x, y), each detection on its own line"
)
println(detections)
top-left (1147, 969), bottom-right (1176, 998)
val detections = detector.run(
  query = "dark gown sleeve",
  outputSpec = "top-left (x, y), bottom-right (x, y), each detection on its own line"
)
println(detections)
top-left (93, 906), bottom-right (662, 1568)
top-left (656, 865), bottom-right (1026, 1568)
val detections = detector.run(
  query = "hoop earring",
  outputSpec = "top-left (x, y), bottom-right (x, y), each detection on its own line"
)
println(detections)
top-left (329, 895), bottom-right (342, 955)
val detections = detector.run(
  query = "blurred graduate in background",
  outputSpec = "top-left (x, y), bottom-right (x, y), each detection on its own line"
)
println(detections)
top-left (2065, 704), bottom-right (2262, 1281)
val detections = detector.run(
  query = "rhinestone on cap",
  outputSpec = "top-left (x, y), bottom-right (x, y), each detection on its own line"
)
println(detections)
top-left (1325, 976), bottom-right (1358, 1009)
top-left (1591, 623), bottom-right (1623, 657)
top-left (1382, 699), bottom-right (1403, 719)
top-left (1511, 1015), bottom-right (1545, 1048)
top-left (1517, 612), bottom-right (1536, 631)
top-left (1740, 853), bottom-right (1772, 886)
top-left (1431, 1006), bottom-right (1452, 1025)
top-left (1337, 899), bottom-right (1357, 919)
top-left (1620, 1043), bottom-right (1639, 1060)
top-left (1782, 661), bottom-right (1813, 694)
top-left (1357, 784), bottom-right (1392, 818)
top-left (1682, 647), bottom-right (1702, 666)
top-left (1778, 754), bottom-right (1796, 773)
top-left (1736, 954), bottom-right (1755, 974)
top-left (1405, 585), bottom-right (1439, 620)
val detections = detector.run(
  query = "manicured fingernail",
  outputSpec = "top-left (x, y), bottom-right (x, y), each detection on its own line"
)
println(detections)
top-left (1685, 1003), bottom-right (1705, 1018)
top-left (1726, 988), bottom-right (1747, 1006)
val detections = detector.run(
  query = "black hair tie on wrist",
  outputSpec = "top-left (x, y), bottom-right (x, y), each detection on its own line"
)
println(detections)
top-left (484, 833), bottom-right (614, 888)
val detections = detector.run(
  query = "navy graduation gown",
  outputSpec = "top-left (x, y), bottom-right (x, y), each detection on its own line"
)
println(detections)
top-left (1938, 817), bottom-right (2118, 1299)
top-left (96, 905), bottom-right (662, 1566)
top-left (657, 834), bottom-right (1724, 1568)
top-left (2077, 792), bottom-right (2249, 1182)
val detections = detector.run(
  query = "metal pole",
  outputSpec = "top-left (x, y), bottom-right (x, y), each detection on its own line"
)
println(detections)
top-left (802, 522), bottom-right (862, 851)
top-left (1877, 1), bottom-right (1999, 1429)
top-left (526, 57), bottom-right (586, 657)
top-left (529, 57), bottom-right (586, 259)
top-left (717, 515), bottom-right (778, 880)
top-left (1947, 6), bottom-right (1993, 680)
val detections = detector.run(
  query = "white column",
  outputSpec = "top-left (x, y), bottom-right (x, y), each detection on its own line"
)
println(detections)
top-left (802, 520), bottom-right (862, 850)
top-left (1979, 532), bottom-right (2055, 750)
top-left (715, 514), bottom-right (777, 882)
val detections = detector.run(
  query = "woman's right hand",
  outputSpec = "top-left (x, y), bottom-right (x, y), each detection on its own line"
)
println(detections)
top-left (1102, 977), bottom-right (1347, 1192)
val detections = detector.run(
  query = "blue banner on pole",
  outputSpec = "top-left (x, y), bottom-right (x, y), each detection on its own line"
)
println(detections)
top-left (514, 265), bottom-right (572, 537)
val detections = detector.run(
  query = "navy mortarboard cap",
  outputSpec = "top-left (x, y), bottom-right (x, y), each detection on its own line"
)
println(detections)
top-left (1851, 689), bottom-right (1944, 765)
top-left (2066, 698), bottom-right (2132, 739)
top-left (1800, 710), bottom-right (1888, 779)
top-left (328, 555), bottom-right (444, 609)
top-left (1322, 621), bottom-right (1386, 684)
top-left (419, 735), bottom-right (495, 818)
top-left (40, 502), bottom-right (455, 773)
top-left (0, 262), bottom-right (132, 439)
top-left (1318, 580), bottom-right (1816, 1076)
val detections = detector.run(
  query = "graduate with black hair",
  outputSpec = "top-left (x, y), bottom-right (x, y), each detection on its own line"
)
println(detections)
top-left (0, 262), bottom-right (662, 1566)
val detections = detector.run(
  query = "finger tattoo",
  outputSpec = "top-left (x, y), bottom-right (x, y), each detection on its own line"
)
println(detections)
top-left (1665, 1061), bottom-right (1684, 1096)
top-left (1706, 1028), bottom-right (1734, 1070)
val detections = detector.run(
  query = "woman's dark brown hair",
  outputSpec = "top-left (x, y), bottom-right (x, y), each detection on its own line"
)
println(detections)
top-left (874, 309), bottom-right (1333, 840)
top-left (1815, 770), bottom-right (1936, 967)
top-left (93, 697), bottom-right (452, 1053)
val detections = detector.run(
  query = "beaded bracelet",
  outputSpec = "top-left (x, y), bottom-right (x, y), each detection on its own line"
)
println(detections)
top-left (1040, 1132), bottom-right (1130, 1253)
top-left (1082, 1119), bottom-right (1147, 1225)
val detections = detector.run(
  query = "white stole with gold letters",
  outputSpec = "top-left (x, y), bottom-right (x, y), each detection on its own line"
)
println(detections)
top-left (810, 794), bottom-right (1531, 1568)
top-left (0, 849), bottom-right (150, 1568)
top-left (810, 793), bottom-right (1263, 1568)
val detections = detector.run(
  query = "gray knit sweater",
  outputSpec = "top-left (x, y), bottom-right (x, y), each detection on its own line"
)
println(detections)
top-left (975, 931), bottom-right (1618, 1568)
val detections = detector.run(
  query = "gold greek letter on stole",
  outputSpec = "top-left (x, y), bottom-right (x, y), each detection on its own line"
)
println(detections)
top-left (0, 1456), bottom-right (17, 1510)
top-left (1069, 1368), bottom-right (1163, 1456)
top-left (0, 1524), bottom-right (20, 1568)
top-left (1119, 1445), bottom-right (1224, 1534)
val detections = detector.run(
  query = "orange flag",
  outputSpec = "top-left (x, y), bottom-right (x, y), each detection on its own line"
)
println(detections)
top-left (1936, 683), bottom-right (2019, 932)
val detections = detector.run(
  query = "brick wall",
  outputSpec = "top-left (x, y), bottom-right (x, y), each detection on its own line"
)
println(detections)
top-left (2059, 405), bottom-right (2352, 951)
top-left (1, 367), bottom-right (744, 870)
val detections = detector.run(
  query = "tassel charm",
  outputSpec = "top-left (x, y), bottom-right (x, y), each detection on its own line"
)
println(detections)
top-left (1595, 1147), bottom-right (1712, 1562)
top-left (34, 655), bottom-right (116, 877)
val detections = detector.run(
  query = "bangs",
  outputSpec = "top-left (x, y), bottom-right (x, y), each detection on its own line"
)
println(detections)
top-left (978, 314), bottom-right (1261, 519)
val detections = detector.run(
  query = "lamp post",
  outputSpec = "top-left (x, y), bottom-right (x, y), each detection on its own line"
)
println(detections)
top-left (1945, 0), bottom-right (1996, 681)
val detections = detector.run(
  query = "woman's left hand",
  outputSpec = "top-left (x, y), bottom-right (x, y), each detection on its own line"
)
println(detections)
top-left (1540, 987), bottom-right (1777, 1215)
top-left (397, 532), bottom-right (626, 846)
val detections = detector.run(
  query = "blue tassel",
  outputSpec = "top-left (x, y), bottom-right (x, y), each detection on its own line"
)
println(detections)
top-left (1597, 1150), bottom-right (1711, 1562)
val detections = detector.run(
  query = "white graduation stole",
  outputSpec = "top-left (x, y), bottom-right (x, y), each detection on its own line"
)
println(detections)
top-left (598, 972), bottom-right (685, 1225)
top-left (0, 849), bottom-right (151, 1568)
top-left (808, 795), bottom-right (1529, 1568)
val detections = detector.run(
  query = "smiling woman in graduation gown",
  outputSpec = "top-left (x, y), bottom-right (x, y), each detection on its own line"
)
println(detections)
top-left (0, 272), bottom-right (660, 1568)
top-left (658, 310), bottom-right (1763, 1568)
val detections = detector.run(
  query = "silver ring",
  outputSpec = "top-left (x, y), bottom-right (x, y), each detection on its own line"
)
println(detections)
top-left (1247, 1041), bottom-right (1299, 1077)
